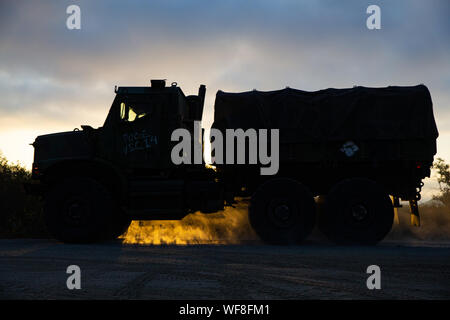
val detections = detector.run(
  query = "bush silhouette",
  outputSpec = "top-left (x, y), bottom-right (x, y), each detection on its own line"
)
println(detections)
top-left (0, 152), bottom-right (47, 238)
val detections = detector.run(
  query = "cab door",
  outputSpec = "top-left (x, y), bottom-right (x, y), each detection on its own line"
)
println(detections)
top-left (116, 94), bottom-right (161, 171)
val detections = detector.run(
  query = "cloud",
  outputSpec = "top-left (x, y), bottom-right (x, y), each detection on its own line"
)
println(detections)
top-left (0, 0), bottom-right (450, 167)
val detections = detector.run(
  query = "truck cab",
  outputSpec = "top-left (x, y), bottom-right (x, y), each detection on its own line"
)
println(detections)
top-left (30, 80), bottom-right (221, 243)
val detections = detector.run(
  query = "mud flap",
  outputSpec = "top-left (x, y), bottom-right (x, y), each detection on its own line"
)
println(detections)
top-left (391, 196), bottom-right (400, 225)
top-left (409, 199), bottom-right (420, 227)
top-left (394, 207), bottom-right (400, 225)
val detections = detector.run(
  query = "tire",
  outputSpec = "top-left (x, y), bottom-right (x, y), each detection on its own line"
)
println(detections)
top-left (44, 177), bottom-right (114, 243)
top-left (319, 178), bottom-right (394, 245)
top-left (249, 178), bottom-right (316, 244)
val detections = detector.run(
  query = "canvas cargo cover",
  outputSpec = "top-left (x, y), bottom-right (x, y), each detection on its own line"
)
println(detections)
top-left (212, 85), bottom-right (438, 142)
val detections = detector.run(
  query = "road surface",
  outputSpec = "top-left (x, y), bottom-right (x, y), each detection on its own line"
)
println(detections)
top-left (0, 238), bottom-right (449, 299)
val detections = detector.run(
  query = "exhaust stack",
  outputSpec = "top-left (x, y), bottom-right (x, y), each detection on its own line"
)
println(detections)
top-left (198, 84), bottom-right (206, 111)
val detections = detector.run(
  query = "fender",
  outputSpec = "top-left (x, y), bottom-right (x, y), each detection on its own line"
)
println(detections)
top-left (36, 157), bottom-right (127, 202)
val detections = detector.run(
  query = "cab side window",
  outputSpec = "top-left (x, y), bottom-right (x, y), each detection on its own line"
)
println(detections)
top-left (120, 102), bottom-right (147, 122)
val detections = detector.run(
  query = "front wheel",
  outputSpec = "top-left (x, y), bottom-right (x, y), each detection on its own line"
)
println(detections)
top-left (44, 177), bottom-right (114, 243)
top-left (319, 178), bottom-right (394, 245)
top-left (249, 178), bottom-right (316, 244)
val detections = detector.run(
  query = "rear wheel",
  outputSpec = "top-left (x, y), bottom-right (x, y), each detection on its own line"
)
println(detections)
top-left (249, 178), bottom-right (316, 244)
top-left (319, 178), bottom-right (394, 245)
top-left (44, 177), bottom-right (114, 243)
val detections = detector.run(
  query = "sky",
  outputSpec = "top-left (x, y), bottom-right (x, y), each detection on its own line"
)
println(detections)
top-left (0, 0), bottom-right (449, 200)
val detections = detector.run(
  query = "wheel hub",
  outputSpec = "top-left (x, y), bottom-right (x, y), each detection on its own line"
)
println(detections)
top-left (64, 198), bottom-right (89, 226)
top-left (274, 204), bottom-right (291, 221)
top-left (351, 204), bottom-right (369, 221)
top-left (267, 199), bottom-right (296, 228)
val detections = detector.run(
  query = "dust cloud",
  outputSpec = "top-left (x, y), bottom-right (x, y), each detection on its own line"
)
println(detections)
top-left (120, 198), bottom-right (450, 245)
top-left (121, 199), bottom-right (259, 245)
top-left (386, 201), bottom-right (450, 241)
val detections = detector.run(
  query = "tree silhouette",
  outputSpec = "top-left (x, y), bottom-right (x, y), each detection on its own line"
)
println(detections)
top-left (433, 158), bottom-right (450, 207)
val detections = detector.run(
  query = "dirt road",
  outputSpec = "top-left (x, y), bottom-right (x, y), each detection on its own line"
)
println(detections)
top-left (0, 238), bottom-right (449, 300)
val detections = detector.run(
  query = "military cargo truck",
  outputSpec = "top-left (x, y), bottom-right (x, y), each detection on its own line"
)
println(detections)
top-left (27, 80), bottom-right (438, 244)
